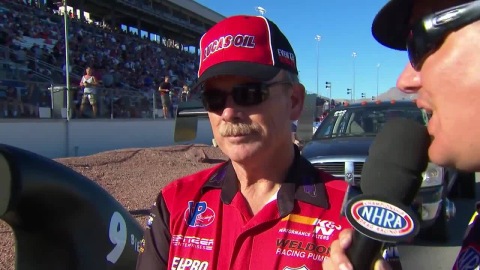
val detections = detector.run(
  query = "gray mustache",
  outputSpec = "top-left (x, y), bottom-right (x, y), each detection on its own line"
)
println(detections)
top-left (219, 123), bottom-right (260, 137)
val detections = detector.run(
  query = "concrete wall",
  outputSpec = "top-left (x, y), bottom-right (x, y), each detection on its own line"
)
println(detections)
top-left (0, 119), bottom-right (213, 159)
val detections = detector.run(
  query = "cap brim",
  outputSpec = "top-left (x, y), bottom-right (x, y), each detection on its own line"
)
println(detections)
top-left (192, 62), bottom-right (281, 90)
top-left (372, 0), bottom-right (413, 51)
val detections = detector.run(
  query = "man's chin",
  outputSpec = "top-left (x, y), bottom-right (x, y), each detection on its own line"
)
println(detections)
top-left (428, 144), bottom-right (456, 169)
top-left (222, 144), bottom-right (261, 162)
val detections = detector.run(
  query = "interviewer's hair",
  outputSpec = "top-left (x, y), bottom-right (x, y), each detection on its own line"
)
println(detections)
top-left (286, 71), bottom-right (300, 84)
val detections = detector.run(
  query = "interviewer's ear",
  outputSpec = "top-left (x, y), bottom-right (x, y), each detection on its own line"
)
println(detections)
top-left (290, 83), bottom-right (305, 121)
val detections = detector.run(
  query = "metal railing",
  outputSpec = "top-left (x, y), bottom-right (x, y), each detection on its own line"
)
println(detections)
top-left (0, 78), bottom-right (198, 120)
top-left (0, 38), bottom-right (198, 120)
top-left (47, 85), bottom-right (153, 119)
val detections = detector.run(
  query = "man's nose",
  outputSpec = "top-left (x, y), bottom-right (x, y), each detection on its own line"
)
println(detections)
top-left (396, 62), bottom-right (421, 94)
top-left (221, 96), bottom-right (243, 121)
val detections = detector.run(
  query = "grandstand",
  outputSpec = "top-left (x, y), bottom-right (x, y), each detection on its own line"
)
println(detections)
top-left (0, 0), bottom-right (224, 119)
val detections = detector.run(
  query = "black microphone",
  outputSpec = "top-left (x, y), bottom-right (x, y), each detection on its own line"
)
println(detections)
top-left (344, 118), bottom-right (431, 270)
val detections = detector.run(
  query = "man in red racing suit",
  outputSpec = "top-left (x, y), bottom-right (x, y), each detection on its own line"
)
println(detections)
top-left (136, 14), bottom-right (353, 270)
top-left (136, 147), bottom-right (351, 269)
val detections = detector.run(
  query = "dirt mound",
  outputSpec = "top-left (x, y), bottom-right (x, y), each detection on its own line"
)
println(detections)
top-left (0, 144), bottom-right (227, 270)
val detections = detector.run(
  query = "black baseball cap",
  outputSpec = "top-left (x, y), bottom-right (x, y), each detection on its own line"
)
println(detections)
top-left (372, 0), bottom-right (414, 50)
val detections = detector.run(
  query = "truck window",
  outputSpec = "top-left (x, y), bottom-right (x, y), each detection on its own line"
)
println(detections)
top-left (312, 105), bottom-right (426, 140)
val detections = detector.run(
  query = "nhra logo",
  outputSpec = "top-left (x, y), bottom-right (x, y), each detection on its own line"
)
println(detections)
top-left (350, 199), bottom-right (414, 237)
top-left (455, 246), bottom-right (480, 270)
top-left (184, 201), bottom-right (215, 228)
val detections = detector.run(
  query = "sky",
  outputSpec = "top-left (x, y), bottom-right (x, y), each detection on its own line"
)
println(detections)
top-left (195, 0), bottom-right (409, 100)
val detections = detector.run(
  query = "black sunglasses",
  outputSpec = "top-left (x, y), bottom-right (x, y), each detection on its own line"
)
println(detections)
top-left (201, 80), bottom-right (292, 113)
top-left (407, 0), bottom-right (480, 71)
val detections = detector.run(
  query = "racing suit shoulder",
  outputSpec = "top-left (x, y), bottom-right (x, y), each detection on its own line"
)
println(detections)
top-left (135, 162), bottom-right (227, 270)
top-left (160, 162), bottom-right (227, 207)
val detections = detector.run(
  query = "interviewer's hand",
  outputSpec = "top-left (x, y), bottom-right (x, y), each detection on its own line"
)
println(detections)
top-left (323, 228), bottom-right (392, 270)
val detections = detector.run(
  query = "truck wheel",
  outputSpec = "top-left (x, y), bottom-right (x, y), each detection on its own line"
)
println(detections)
top-left (451, 172), bottom-right (476, 199)
top-left (417, 204), bottom-right (448, 243)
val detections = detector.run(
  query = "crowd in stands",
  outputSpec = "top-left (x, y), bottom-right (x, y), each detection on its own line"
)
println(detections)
top-left (0, 0), bottom-right (200, 119)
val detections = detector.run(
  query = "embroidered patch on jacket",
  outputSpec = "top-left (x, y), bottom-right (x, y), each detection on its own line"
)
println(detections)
top-left (455, 246), bottom-right (480, 270)
top-left (184, 201), bottom-right (216, 227)
top-left (283, 265), bottom-right (309, 270)
top-left (302, 176), bottom-right (317, 197)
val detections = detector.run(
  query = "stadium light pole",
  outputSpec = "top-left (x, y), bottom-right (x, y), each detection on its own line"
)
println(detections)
top-left (376, 63), bottom-right (381, 99)
top-left (63, 0), bottom-right (71, 121)
top-left (352, 52), bottom-right (357, 102)
top-left (255, 6), bottom-right (266, 16)
top-left (325, 81), bottom-right (332, 101)
top-left (315, 35), bottom-right (321, 97)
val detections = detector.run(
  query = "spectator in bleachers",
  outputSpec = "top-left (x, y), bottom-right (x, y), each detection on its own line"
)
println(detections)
top-left (101, 68), bottom-right (114, 88)
top-left (0, 87), bottom-right (6, 117)
top-left (158, 75), bottom-right (172, 119)
top-left (23, 71), bottom-right (41, 117)
top-left (0, 31), bottom-right (8, 59)
top-left (0, 0), bottom-right (201, 118)
top-left (181, 83), bottom-right (189, 102)
top-left (142, 71), bottom-right (154, 92)
top-left (79, 66), bottom-right (98, 117)
top-left (13, 47), bottom-right (27, 64)
top-left (170, 87), bottom-right (179, 118)
top-left (31, 44), bottom-right (42, 59)
top-left (5, 85), bottom-right (23, 117)
top-left (323, 100), bottom-right (330, 112)
top-left (38, 88), bottom-right (51, 108)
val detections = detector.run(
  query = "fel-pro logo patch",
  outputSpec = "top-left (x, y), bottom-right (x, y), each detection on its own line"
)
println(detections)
top-left (184, 201), bottom-right (215, 227)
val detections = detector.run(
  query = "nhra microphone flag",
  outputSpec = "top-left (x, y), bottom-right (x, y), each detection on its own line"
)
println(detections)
top-left (345, 118), bottom-right (430, 270)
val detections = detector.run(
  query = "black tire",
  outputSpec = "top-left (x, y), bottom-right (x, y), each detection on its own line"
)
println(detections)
top-left (451, 171), bottom-right (476, 199)
top-left (417, 203), bottom-right (448, 243)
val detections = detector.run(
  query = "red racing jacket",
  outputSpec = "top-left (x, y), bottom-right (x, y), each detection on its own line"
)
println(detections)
top-left (136, 149), bottom-right (351, 270)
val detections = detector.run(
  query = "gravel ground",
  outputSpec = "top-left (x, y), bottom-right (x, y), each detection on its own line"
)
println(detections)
top-left (0, 144), bottom-right (227, 270)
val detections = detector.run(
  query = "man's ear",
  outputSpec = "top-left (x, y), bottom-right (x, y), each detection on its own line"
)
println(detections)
top-left (291, 83), bottom-right (306, 121)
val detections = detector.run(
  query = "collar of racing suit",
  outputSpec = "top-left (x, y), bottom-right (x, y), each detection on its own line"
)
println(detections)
top-left (201, 144), bottom-right (330, 217)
